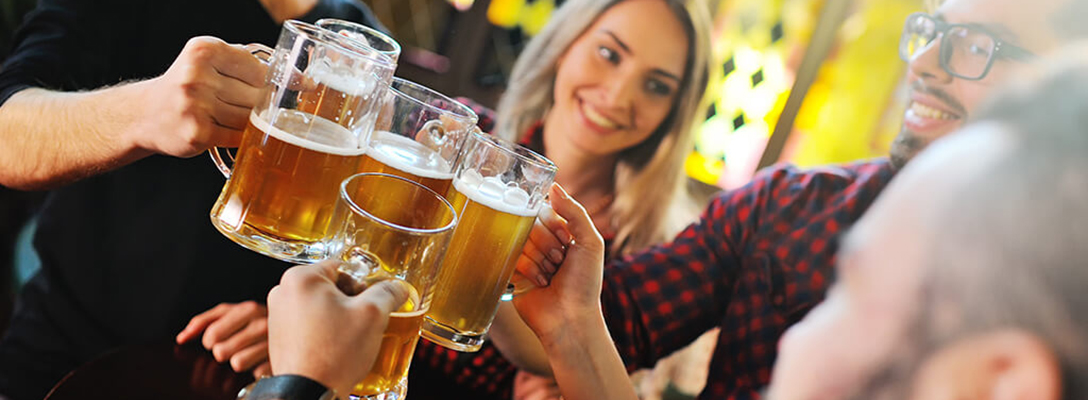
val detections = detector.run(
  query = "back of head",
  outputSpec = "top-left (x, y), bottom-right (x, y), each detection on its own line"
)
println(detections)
top-left (921, 50), bottom-right (1088, 399)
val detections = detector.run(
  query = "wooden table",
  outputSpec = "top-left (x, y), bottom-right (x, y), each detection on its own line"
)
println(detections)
top-left (45, 341), bottom-right (254, 400)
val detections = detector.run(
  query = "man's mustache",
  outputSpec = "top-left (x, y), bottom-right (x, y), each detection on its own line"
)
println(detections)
top-left (909, 81), bottom-right (968, 115)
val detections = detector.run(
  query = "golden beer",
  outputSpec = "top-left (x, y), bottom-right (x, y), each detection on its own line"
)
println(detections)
top-left (358, 130), bottom-right (455, 195)
top-left (210, 109), bottom-right (365, 246)
top-left (352, 308), bottom-right (426, 395)
top-left (426, 177), bottom-right (537, 341)
top-left (352, 131), bottom-right (456, 226)
top-left (335, 248), bottom-right (433, 397)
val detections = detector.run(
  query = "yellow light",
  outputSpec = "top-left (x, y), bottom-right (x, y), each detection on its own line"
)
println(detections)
top-left (521, 0), bottom-right (554, 36)
top-left (488, 0), bottom-right (525, 28)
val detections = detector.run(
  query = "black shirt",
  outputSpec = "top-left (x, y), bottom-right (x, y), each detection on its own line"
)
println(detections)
top-left (0, 1), bottom-right (383, 399)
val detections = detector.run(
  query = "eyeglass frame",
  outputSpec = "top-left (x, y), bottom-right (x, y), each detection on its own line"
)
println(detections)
top-left (899, 12), bottom-right (1034, 81)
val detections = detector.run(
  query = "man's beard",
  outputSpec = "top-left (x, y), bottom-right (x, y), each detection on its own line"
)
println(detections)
top-left (889, 130), bottom-right (925, 171)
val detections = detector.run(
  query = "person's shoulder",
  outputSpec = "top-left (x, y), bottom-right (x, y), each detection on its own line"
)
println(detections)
top-left (756, 158), bottom-right (893, 189)
top-left (707, 158), bottom-right (894, 209)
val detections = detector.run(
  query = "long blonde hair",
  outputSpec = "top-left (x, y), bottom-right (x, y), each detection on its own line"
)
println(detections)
top-left (494, 0), bottom-right (713, 255)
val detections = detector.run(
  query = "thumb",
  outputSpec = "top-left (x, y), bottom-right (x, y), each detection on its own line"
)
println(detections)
top-left (548, 184), bottom-right (602, 248)
top-left (352, 279), bottom-right (412, 316)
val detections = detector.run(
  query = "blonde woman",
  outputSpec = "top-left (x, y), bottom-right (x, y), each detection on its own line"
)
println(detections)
top-left (410, 0), bottom-right (714, 398)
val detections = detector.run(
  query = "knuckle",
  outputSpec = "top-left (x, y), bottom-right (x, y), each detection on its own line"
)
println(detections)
top-left (359, 301), bottom-right (384, 318)
top-left (266, 285), bottom-right (282, 305)
top-left (184, 37), bottom-right (221, 62)
top-left (238, 300), bottom-right (259, 313)
top-left (230, 356), bottom-right (245, 371)
top-left (280, 266), bottom-right (307, 286)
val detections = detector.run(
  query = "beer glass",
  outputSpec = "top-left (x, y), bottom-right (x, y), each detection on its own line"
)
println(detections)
top-left (209, 20), bottom-right (396, 263)
top-left (358, 77), bottom-right (477, 200)
top-left (316, 18), bottom-right (401, 62)
top-left (420, 130), bottom-right (557, 352)
top-left (328, 173), bottom-right (457, 400)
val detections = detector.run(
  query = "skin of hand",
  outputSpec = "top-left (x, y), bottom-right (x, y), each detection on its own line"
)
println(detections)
top-left (509, 184), bottom-right (638, 400)
top-left (514, 370), bottom-right (564, 400)
top-left (266, 260), bottom-right (411, 398)
top-left (512, 184), bottom-right (605, 340)
top-left (258, 0), bottom-right (320, 23)
top-left (0, 36), bottom-right (265, 190)
top-left (176, 301), bottom-right (273, 378)
top-left (126, 36), bottom-right (266, 159)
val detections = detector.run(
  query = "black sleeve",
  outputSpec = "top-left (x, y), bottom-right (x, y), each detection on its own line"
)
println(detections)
top-left (297, 0), bottom-right (390, 34)
top-left (0, 0), bottom-right (119, 106)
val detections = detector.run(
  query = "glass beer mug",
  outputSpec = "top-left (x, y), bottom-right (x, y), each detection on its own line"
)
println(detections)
top-left (209, 20), bottom-right (396, 263)
top-left (357, 77), bottom-right (477, 202)
top-left (326, 173), bottom-right (458, 400)
top-left (421, 129), bottom-right (557, 352)
top-left (316, 18), bottom-right (401, 62)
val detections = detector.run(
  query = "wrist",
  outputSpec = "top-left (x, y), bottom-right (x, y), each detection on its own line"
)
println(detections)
top-left (111, 79), bottom-right (156, 155)
top-left (536, 305), bottom-right (607, 353)
top-left (241, 375), bottom-right (338, 400)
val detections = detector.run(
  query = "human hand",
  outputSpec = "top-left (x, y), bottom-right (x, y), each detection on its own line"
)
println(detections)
top-left (266, 260), bottom-right (411, 397)
top-left (128, 36), bottom-right (266, 158)
top-left (176, 301), bottom-right (272, 377)
top-left (514, 370), bottom-right (564, 400)
top-left (258, 0), bottom-right (320, 23)
top-left (512, 184), bottom-right (606, 339)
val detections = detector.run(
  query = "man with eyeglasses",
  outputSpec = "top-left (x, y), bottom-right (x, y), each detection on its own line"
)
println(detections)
top-left (490, 0), bottom-right (1088, 399)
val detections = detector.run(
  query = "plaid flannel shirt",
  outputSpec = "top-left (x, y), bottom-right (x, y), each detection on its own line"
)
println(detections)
top-left (410, 101), bottom-right (897, 400)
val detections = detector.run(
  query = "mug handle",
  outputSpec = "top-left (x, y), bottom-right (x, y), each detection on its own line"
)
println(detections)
top-left (208, 43), bottom-right (275, 178)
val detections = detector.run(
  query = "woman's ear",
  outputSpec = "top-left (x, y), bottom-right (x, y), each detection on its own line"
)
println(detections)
top-left (909, 329), bottom-right (1062, 400)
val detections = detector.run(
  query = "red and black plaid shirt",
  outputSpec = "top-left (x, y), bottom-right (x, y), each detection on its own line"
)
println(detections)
top-left (410, 101), bottom-right (897, 400)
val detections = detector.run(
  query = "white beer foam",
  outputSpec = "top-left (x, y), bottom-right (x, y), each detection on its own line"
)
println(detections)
top-left (251, 110), bottom-right (365, 157)
top-left (453, 174), bottom-right (538, 217)
top-left (310, 64), bottom-right (376, 96)
top-left (368, 131), bottom-right (454, 180)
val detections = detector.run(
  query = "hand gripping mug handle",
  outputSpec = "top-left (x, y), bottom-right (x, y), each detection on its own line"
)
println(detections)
top-left (208, 43), bottom-right (275, 178)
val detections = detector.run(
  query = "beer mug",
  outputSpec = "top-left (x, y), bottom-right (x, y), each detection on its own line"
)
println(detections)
top-left (209, 20), bottom-right (396, 263)
top-left (328, 173), bottom-right (458, 400)
top-left (421, 130), bottom-right (557, 352)
top-left (316, 18), bottom-right (401, 62)
top-left (358, 77), bottom-right (477, 202)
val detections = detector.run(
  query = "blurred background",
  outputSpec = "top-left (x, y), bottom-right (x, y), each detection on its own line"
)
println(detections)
top-left (358, 0), bottom-right (922, 188)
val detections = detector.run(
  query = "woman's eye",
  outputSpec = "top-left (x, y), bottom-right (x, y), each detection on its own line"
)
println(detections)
top-left (598, 46), bottom-right (619, 64)
top-left (646, 79), bottom-right (673, 96)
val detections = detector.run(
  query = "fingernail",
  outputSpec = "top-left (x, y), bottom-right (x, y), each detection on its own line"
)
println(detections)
top-left (536, 274), bottom-right (549, 287)
top-left (541, 260), bottom-right (556, 274)
top-left (548, 249), bottom-right (564, 264)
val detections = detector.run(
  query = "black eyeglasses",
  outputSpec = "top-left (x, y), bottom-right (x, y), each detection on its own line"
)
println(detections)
top-left (899, 12), bottom-right (1034, 80)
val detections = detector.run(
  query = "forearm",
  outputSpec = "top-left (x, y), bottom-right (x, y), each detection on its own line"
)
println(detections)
top-left (0, 85), bottom-right (151, 190)
top-left (489, 303), bottom-right (554, 376)
top-left (539, 311), bottom-right (638, 400)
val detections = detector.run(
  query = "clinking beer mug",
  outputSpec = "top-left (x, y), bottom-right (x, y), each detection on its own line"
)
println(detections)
top-left (327, 173), bottom-right (458, 400)
top-left (356, 77), bottom-right (477, 211)
top-left (421, 129), bottom-right (557, 352)
top-left (209, 20), bottom-right (396, 263)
